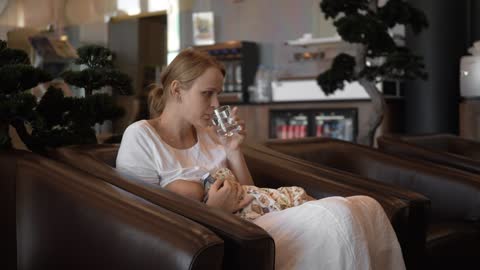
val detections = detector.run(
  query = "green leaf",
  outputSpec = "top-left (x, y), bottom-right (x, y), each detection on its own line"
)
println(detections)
top-left (316, 53), bottom-right (356, 95)
top-left (320, 0), bottom-right (369, 19)
top-left (0, 92), bottom-right (37, 122)
top-left (378, 0), bottom-right (428, 34)
top-left (75, 45), bottom-right (115, 69)
top-left (335, 14), bottom-right (396, 54)
top-left (104, 69), bottom-right (133, 95)
top-left (0, 64), bottom-right (52, 95)
top-left (61, 69), bottom-right (108, 95)
top-left (35, 87), bottom-right (69, 128)
top-left (0, 40), bottom-right (7, 51)
top-left (0, 48), bottom-right (30, 66)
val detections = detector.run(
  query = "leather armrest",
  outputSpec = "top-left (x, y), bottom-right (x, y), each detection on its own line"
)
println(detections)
top-left (1, 150), bottom-right (224, 270)
top-left (378, 135), bottom-right (480, 175)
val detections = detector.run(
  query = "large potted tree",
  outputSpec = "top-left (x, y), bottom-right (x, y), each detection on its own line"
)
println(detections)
top-left (317, 0), bottom-right (428, 145)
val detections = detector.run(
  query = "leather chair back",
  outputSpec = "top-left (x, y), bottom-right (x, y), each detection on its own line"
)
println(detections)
top-left (0, 150), bottom-right (224, 270)
top-left (266, 138), bottom-right (480, 221)
top-left (378, 134), bottom-right (480, 174)
top-left (398, 134), bottom-right (480, 160)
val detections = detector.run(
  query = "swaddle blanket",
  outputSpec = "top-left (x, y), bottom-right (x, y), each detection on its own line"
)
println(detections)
top-left (207, 168), bottom-right (315, 221)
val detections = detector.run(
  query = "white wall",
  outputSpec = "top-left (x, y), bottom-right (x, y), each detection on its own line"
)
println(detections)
top-left (1, 0), bottom-right (361, 77)
top-left (184, 0), bottom-right (338, 78)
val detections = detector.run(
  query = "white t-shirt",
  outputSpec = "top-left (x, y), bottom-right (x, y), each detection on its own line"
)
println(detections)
top-left (116, 120), bottom-right (227, 187)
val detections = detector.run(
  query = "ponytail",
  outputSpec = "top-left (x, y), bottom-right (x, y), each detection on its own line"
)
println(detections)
top-left (148, 84), bottom-right (165, 118)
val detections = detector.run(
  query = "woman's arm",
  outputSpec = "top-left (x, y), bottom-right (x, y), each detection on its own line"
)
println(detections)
top-left (227, 150), bottom-right (254, 185)
top-left (164, 180), bottom-right (205, 202)
top-left (222, 107), bottom-right (254, 186)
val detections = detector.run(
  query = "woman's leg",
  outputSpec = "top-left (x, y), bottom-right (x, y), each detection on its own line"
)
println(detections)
top-left (346, 195), bottom-right (405, 270)
top-left (253, 196), bottom-right (405, 270)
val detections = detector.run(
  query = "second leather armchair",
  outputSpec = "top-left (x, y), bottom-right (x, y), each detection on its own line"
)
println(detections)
top-left (264, 137), bottom-right (480, 270)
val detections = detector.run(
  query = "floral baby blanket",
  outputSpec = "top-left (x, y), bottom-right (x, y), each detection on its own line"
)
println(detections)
top-left (207, 168), bottom-right (315, 221)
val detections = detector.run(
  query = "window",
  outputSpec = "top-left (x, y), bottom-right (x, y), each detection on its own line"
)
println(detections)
top-left (148, 0), bottom-right (170, 12)
top-left (117, 0), bottom-right (140, 16)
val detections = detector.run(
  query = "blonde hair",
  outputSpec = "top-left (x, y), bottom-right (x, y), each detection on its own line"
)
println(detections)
top-left (148, 49), bottom-right (225, 118)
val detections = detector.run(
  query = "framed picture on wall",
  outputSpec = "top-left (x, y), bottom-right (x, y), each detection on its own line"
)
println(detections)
top-left (192, 11), bottom-right (215, 45)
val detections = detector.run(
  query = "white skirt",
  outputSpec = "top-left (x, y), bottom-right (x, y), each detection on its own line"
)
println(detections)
top-left (253, 195), bottom-right (406, 270)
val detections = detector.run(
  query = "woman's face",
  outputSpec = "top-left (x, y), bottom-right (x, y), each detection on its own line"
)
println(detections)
top-left (180, 67), bottom-right (223, 128)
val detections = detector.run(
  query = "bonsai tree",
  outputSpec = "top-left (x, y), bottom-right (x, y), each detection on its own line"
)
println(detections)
top-left (30, 86), bottom-right (126, 150)
top-left (60, 45), bottom-right (133, 141)
top-left (0, 41), bottom-right (133, 153)
top-left (61, 45), bottom-right (133, 96)
top-left (0, 40), bottom-right (52, 151)
top-left (317, 0), bottom-right (428, 145)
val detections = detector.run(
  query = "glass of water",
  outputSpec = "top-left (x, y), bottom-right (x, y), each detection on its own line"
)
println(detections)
top-left (212, 105), bottom-right (242, 137)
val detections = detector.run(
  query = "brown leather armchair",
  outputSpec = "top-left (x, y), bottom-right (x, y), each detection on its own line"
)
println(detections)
top-left (264, 137), bottom-right (480, 270)
top-left (50, 143), bottom-right (412, 270)
top-left (378, 134), bottom-right (480, 175)
top-left (49, 144), bottom-right (275, 270)
top-left (0, 150), bottom-right (224, 270)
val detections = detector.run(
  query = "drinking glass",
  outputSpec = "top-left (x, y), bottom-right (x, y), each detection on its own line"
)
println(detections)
top-left (212, 105), bottom-right (242, 137)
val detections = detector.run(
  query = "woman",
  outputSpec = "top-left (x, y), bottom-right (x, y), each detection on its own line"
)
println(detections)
top-left (116, 49), bottom-right (405, 270)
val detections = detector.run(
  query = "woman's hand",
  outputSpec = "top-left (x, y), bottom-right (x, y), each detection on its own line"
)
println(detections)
top-left (221, 106), bottom-right (247, 152)
top-left (206, 178), bottom-right (254, 213)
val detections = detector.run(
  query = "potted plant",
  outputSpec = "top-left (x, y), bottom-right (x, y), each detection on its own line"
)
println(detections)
top-left (61, 45), bottom-right (133, 137)
top-left (317, 0), bottom-right (428, 145)
top-left (0, 41), bottom-right (133, 154)
top-left (0, 40), bottom-right (51, 152)
top-left (61, 45), bottom-right (133, 96)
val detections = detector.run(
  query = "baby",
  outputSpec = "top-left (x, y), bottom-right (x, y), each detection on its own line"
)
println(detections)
top-left (203, 168), bottom-right (315, 221)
